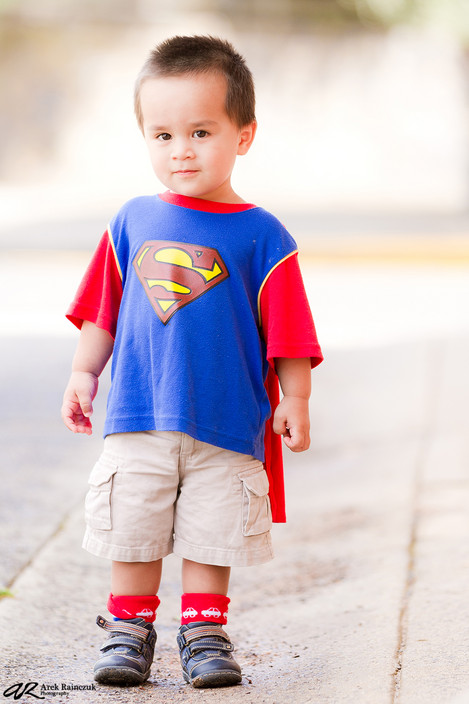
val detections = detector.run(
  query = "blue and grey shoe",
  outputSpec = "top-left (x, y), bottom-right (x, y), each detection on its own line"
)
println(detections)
top-left (177, 621), bottom-right (242, 688)
top-left (93, 615), bottom-right (156, 686)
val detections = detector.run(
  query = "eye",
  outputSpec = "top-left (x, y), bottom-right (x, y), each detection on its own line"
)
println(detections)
top-left (156, 132), bottom-right (172, 141)
top-left (193, 130), bottom-right (208, 139)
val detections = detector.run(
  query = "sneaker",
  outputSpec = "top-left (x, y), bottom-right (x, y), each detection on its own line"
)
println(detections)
top-left (177, 621), bottom-right (242, 688)
top-left (93, 615), bottom-right (156, 686)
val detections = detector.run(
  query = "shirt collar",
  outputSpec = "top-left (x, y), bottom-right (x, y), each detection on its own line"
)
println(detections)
top-left (159, 191), bottom-right (256, 214)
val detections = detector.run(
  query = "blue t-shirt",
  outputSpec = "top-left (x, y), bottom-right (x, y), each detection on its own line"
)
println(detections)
top-left (104, 194), bottom-right (298, 460)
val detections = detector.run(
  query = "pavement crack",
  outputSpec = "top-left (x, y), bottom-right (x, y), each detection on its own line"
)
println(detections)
top-left (2, 498), bottom-right (83, 593)
top-left (3, 518), bottom-right (67, 592)
top-left (392, 507), bottom-right (418, 702)
top-left (390, 342), bottom-right (445, 704)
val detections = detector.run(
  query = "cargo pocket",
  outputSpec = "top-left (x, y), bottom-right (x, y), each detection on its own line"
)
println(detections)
top-left (84, 456), bottom-right (118, 531)
top-left (238, 466), bottom-right (272, 537)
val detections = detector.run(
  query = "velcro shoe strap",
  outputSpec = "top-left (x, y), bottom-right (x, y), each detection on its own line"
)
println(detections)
top-left (187, 638), bottom-right (234, 656)
top-left (100, 635), bottom-right (144, 654)
top-left (96, 615), bottom-right (150, 642)
top-left (182, 625), bottom-right (230, 645)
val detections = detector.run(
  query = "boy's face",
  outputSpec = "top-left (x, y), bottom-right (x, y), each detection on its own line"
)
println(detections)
top-left (139, 72), bottom-right (256, 203)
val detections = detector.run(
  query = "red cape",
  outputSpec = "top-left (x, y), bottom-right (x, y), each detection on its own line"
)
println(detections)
top-left (264, 367), bottom-right (286, 523)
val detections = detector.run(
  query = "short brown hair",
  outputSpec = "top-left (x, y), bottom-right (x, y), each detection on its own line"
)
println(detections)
top-left (134, 35), bottom-right (256, 131)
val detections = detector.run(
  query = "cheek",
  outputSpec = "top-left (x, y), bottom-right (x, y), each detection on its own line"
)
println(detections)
top-left (206, 147), bottom-right (235, 172)
top-left (147, 147), bottom-right (166, 171)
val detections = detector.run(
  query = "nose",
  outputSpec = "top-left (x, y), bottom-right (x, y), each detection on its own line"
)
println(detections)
top-left (171, 137), bottom-right (195, 160)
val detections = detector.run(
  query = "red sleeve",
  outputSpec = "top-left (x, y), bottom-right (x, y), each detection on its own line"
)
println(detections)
top-left (260, 252), bottom-right (323, 368)
top-left (66, 230), bottom-right (123, 339)
top-left (260, 253), bottom-right (323, 524)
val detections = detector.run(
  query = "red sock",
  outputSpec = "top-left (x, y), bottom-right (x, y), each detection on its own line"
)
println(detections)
top-left (181, 593), bottom-right (230, 625)
top-left (107, 593), bottom-right (160, 623)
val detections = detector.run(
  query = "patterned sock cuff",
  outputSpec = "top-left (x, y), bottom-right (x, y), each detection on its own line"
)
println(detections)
top-left (107, 593), bottom-right (160, 623)
top-left (181, 593), bottom-right (230, 625)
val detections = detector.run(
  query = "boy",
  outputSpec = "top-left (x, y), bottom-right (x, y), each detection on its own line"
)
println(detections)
top-left (62, 35), bottom-right (323, 689)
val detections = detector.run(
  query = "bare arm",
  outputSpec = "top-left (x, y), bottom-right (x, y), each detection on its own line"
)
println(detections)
top-left (61, 321), bottom-right (114, 435)
top-left (273, 357), bottom-right (311, 452)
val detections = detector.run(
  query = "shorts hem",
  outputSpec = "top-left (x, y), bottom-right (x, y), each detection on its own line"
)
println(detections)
top-left (173, 536), bottom-right (274, 567)
top-left (82, 529), bottom-right (173, 562)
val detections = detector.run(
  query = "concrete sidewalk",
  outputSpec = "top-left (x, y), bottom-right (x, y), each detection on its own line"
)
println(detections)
top-left (1, 336), bottom-right (468, 703)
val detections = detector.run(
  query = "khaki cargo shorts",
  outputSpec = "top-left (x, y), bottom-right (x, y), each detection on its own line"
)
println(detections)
top-left (82, 431), bottom-right (274, 567)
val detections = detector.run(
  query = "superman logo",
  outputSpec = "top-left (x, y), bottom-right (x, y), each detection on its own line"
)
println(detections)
top-left (133, 240), bottom-right (229, 324)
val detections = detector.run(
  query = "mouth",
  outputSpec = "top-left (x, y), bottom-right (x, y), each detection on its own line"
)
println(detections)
top-left (174, 169), bottom-right (198, 176)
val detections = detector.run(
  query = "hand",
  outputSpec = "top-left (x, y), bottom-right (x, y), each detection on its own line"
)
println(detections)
top-left (61, 371), bottom-right (99, 435)
top-left (272, 395), bottom-right (310, 452)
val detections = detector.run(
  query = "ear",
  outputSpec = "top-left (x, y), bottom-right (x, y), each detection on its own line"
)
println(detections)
top-left (237, 120), bottom-right (257, 155)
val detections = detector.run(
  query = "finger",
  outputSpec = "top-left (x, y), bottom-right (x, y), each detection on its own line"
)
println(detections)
top-left (64, 414), bottom-right (93, 434)
top-left (76, 392), bottom-right (94, 419)
top-left (61, 401), bottom-right (93, 434)
top-left (272, 415), bottom-right (288, 436)
top-left (283, 428), bottom-right (309, 452)
top-left (61, 401), bottom-right (78, 431)
top-left (73, 413), bottom-right (93, 434)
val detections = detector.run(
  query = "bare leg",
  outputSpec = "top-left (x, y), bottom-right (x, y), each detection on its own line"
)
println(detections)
top-left (182, 559), bottom-right (230, 595)
top-left (111, 559), bottom-right (163, 595)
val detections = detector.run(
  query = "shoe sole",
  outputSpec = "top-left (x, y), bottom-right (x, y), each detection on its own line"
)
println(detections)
top-left (184, 669), bottom-right (242, 688)
top-left (94, 666), bottom-right (150, 686)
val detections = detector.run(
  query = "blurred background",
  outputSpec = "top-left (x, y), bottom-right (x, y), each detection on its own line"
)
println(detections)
top-left (1, 0), bottom-right (469, 223)
top-left (1, 0), bottom-right (469, 588)
top-left (1, 0), bottom-right (469, 340)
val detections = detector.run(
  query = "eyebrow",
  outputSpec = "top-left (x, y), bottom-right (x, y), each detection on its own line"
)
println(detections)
top-left (191, 120), bottom-right (218, 127)
top-left (145, 120), bottom-right (219, 132)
